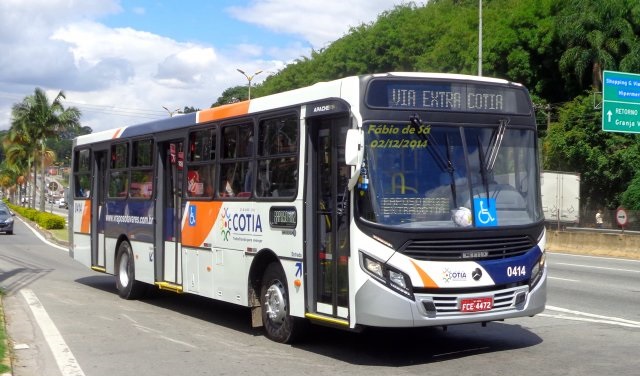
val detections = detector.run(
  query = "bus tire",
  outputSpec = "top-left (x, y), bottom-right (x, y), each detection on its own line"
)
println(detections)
top-left (115, 241), bottom-right (146, 300)
top-left (260, 262), bottom-right (300, 343)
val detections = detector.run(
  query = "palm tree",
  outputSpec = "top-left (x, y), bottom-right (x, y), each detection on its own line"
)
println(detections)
top-left (557, 0), bottom-right (636, 91)
top-left (2, 125), bottom-right (34, 206)
top-left (10, 88), bottom-right (81, 211)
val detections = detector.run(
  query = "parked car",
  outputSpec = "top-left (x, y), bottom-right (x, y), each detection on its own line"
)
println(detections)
top-left (58, 197), bottom-right (67, 209)
top-left (0, 202), bottom-right (13, 217)
top-left (0, 207), bottom-right (14, 235)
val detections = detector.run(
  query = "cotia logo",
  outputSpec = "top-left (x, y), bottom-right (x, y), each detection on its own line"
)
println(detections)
top-left (472, 268), bottom-right (483, 281)
top-left (220, 208), bottom-right (263, 241)
top-left (442, 268), bottom-right (467, 283)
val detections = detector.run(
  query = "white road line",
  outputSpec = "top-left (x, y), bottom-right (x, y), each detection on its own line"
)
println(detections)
top-left (20, 289), bottom-right (85, 376)
top-left (550, 252), bottom-right (640, 263)
top-left (555, 262), bottom-right (640, 273)
top-left (544, 305), bottom-right (640, 328)
top-left (16, 216), bottom-right (68, 252)
top-left (547, 276), bottom-right (580, 282)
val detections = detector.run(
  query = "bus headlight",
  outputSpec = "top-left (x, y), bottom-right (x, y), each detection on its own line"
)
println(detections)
top-left (363, 256), bottom-right (384, 279)
top-left (530, 253), bottom-right (546, 288)
top-left (360, 252), bottom-right (414, 300)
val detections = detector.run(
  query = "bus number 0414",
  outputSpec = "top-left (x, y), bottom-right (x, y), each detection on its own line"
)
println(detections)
top-left (507, 265), bottom-right (526, 277)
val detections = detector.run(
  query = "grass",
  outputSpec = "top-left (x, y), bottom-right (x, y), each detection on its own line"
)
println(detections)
top-left (49, 228), bottom-right (69, 243)
top-left (0, 290), bottom-right (11, 374)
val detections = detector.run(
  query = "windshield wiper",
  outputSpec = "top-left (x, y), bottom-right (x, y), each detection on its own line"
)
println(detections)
top-left (477, 136), bottom-right (491, 202)
top-left (409, 114), bottom-right (452, 173)
top-left (485, 118), bottom-right (509, 172)
top-left (410, 114), bottom-right (458, 206)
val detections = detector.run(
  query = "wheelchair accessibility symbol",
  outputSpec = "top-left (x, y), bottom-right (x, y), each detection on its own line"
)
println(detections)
top-left (189, 205), bottom-right (196, 226)
top-left (473, 197), bottom-right (497, 227)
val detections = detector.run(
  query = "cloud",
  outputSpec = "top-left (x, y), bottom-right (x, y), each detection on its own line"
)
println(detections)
top-left (227, 0), bottom-right (414, 49)
top-left (156, 47), bottom-right (218, 87)
top-left (0, 0), bottom-right (421, 132)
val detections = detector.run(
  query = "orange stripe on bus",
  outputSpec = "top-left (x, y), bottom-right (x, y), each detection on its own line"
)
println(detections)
top-left (410, 260), bottom-right (438, 288)
top-left (181, 201), bottom-right (223, 247)
top-left (197, 102), bottom-right (250, 123)
top-left (81, 200), bottom-right (91, 233)
top-left (111, 128), bottom-right (124, 139)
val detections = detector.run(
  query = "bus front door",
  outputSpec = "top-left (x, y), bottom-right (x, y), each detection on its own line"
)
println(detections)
top-left (91, 150), bottom-right (107, 271)
top-left (155, 140), bottom-right (184, 289)
top-left (310, 116), bottom-right (350, 321)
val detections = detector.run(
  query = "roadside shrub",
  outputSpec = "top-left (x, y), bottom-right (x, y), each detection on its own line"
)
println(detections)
top-left (36, 212), bottom-right (65, 230)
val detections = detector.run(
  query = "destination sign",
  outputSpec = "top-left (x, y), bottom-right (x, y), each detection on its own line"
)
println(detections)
top-left (270, 206), bottom-right (297, 228)
top-left (366, 79), bottom-right (531, 115)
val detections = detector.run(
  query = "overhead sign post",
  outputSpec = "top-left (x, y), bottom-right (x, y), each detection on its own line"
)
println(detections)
top-left (602, 70), bottom-right (640, 133)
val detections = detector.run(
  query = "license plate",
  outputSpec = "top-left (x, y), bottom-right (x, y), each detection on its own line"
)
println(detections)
top-left (459, 297), bottom-right (493, 312)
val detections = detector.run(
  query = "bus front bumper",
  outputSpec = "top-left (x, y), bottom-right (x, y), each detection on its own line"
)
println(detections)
top-left (354, 266), bottom-right (547, 328)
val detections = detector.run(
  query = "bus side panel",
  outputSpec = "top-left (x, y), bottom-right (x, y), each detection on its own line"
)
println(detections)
top-left (105, 237), bottom-right (118, 274)
top-left (131, 239), bottom-right (156, 285)
top-left (71, 199), bottom-right (91, 267)
top-left (72, 234), bottom-right (92, 267)
top-left (163, 240), bottom-right (181, 282)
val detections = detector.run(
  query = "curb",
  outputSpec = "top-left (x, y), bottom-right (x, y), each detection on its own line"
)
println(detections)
top-left (0, 295), bottom-right (12, 376)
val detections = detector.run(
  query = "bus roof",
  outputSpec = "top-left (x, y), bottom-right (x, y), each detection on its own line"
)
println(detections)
top-left (74, 72), bottom-right (523, 146)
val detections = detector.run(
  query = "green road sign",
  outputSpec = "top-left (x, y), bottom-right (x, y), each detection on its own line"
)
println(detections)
top-left (602, 70), bottom-right (640, 133)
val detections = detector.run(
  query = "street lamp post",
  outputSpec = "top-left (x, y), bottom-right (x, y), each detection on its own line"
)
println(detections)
top-left (237, 68), bottom-right (263, 100)
top-left (162, 106), bottom-right (181, 117)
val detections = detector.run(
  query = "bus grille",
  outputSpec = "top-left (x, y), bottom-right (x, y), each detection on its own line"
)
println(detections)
top-left (400, 235), bottom-right (534, 261)
top-left (419, 285), bottom-right (529, 316)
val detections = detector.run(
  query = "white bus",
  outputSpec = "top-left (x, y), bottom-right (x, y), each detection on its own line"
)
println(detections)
top-left (69, 72), bottom-right (547, 343)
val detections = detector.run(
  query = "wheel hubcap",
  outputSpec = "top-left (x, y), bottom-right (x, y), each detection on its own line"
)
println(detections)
top-left (264, 281), bottom-right (286, 324)
top-left (118, 252), bottom-right (130, 287)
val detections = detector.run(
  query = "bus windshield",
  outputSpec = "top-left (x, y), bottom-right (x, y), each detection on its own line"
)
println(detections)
top-left (357, 120), bottom-right (542, 229)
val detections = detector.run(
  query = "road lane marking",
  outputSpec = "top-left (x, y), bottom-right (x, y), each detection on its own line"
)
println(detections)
top-left (543, 305), bottom-right (640, 328)
top-left (547, 276), bottom-right (580, 282)
top-left (16, 216), bottom-right (68, 252)
top-left (555, 262), bottom-right (640, 273)
top-left (20, 289), bottom-right (86, 376)
top-left (550, 252), bottom-right (640, 263)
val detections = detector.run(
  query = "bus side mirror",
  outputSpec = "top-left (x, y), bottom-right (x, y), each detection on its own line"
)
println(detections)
top-left (345, 128), bottom-right (363, 166)
top-left (345, 128), bottom-right (364, 190)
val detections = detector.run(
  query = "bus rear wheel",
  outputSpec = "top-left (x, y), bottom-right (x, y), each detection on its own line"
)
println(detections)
top-left (115, 241), bottom-right (146, 300)
top-left (260, 262), bottom-right (300, 343)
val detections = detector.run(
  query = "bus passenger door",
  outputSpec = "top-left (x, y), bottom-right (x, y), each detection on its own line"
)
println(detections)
top-left (155, 140), bottom-right (184, 287)
top-left (309, 115), bottom-right (351, 320)
top-left (91, 150), bottom-right (107, 270)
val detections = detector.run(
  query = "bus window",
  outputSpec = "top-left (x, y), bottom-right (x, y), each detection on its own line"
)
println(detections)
top-left (74, 148), bottom-right (91, 198)
top-left (220, 123), bottom-right (253, 198)
top-left (110, 143), bottom-right (128, 169)
top-left (256, 114), bottom-right (298, 198)
top-left (130, 170), bottom-right (153, 198)
top-left (189, 129), bottom-right (215, 162)
top-left (186, 165), bottom-right (214, 198)
top-left (109, 171), bottom-right (129, 198)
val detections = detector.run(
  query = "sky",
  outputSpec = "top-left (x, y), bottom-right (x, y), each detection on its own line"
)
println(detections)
top-left (0, 0), bottom-right (424, 134)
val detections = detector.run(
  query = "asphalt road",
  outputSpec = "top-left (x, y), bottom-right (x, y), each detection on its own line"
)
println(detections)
top-left (1, 218), bottom-right (639, 376)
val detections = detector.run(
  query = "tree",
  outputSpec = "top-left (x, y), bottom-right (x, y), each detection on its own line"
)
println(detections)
top-left (543, 92), bottom-right (640, 210)
top-left (557, 0), bottom-right (637, 92)
top-left (211, 86), bottom-right (248, 107)
top-left (10, 88), bottom-right (81, 211)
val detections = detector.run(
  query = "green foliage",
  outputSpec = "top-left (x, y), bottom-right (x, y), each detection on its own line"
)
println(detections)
top-left (543, 93), bottom-right (640, 209)
top-left (6, 202), bottom-right (66, 229)
top-left (556, 0), bottom-right (639, 92)
top-left (211, 85), bottom-right (248, 106)
top-left (35, 212), bottom-right (66, 230)
top-left (621, 175), bottom-right (640, 210)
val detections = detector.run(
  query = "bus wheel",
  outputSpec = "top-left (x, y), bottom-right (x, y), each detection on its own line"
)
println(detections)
top-left (260, 262), bottom-right (298, 343)
top-left (115, 241), bottom-right (146, 300)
